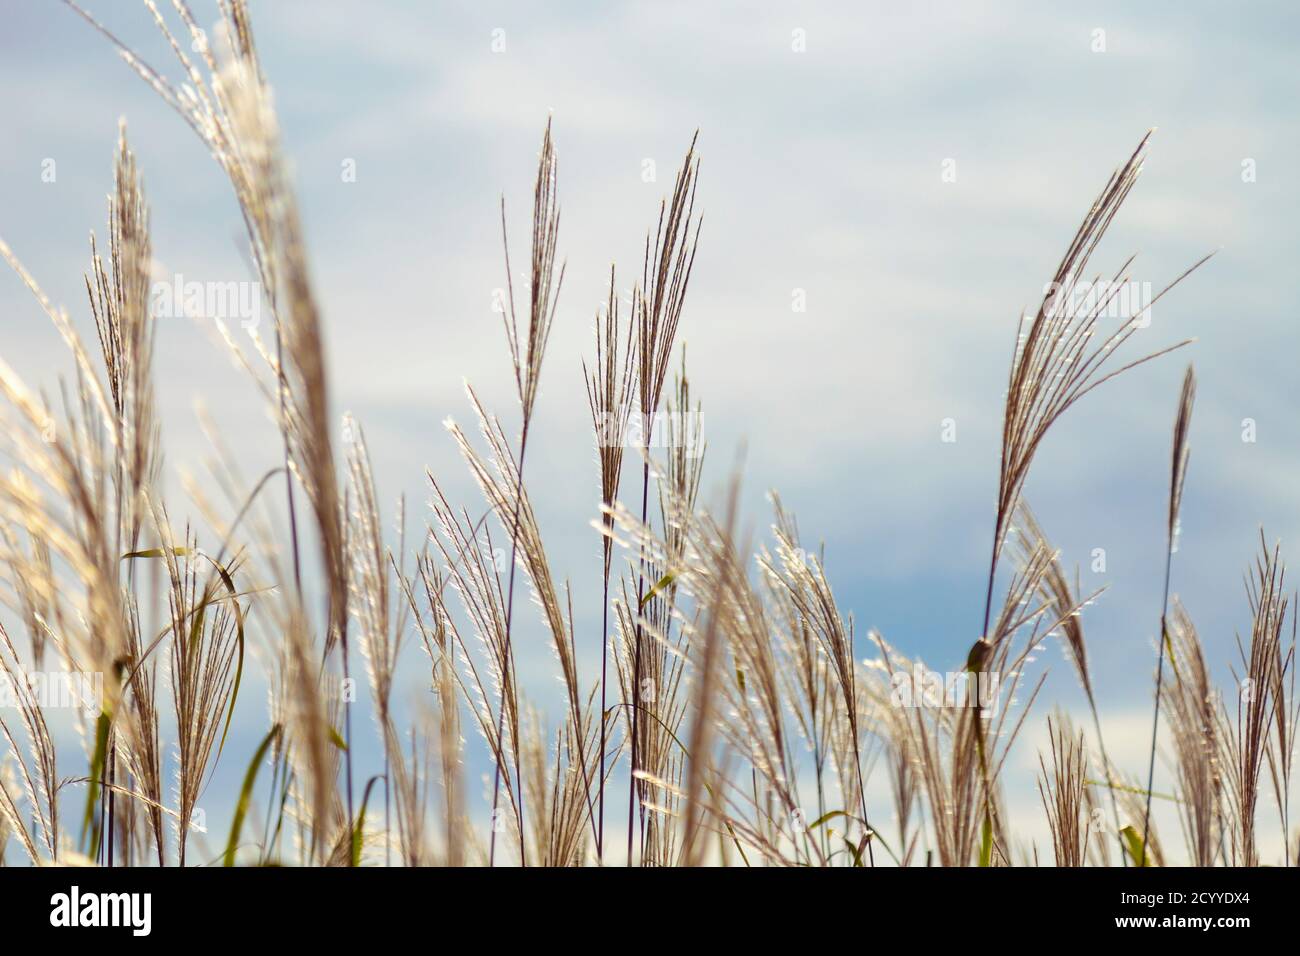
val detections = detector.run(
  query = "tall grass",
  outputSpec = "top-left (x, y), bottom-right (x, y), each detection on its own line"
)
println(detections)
top-left (0, 0), bottom-right (1293, 867)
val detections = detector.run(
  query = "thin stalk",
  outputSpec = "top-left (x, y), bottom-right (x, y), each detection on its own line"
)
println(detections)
top-left (339, 488), bottom-right (355, 862)
top-left (973, 543), bottom-right (1003, 865)
top-left (98, 733), bottom-right (110, 864)
top-left (627, 454), bottom-right (651, 865)
top-left (274, 326), bottom-right (303, 596)
top-left (1143, 366), bottom-right (1194, 862)
top-left (489, 429), bottom-right (530, 867)
top-left (597, 537), bottom-right (612, 862)
top-left (384, 745), bottom-right (391, 867)
top-left (342, 620), bottom-right (355, 862)
top-left (1141, 544), bottom-right (1176, 861)
top-left (259, 745), bottom-right (282, 861)
top-left (814, 744), bottom-right (828, 860)
top-left (106, 742), bottom-right (115, 866)
top-left (1086, 706), bottom-right (1128, 866)
top-left (980, 531), bottom-right (999, 644)
top-left (846, 650), bottom-right (875, 867)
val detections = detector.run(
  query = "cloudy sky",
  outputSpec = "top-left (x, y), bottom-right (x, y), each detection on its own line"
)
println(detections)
top-left (2, 1), bottom-right (1297, 861)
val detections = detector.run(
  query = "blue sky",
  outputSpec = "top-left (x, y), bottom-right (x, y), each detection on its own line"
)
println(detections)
top-left (2, 1), bottom-right (1298, 862)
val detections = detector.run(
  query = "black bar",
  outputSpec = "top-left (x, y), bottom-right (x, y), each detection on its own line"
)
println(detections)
top-left (0, 866), bottom-right (1281, 943)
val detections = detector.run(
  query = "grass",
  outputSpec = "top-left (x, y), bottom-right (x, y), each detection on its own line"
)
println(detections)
top-left (0, 0), bottom-right (1295, 867)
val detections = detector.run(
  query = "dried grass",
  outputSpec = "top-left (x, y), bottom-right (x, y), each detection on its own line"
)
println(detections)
top-left (0, 0), bottom-right (1289, 871)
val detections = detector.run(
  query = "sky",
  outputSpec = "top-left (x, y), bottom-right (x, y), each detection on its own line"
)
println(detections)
top-left (1, 1), bottom-right (1298, 863)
